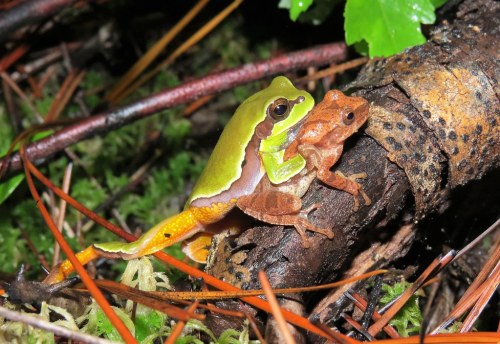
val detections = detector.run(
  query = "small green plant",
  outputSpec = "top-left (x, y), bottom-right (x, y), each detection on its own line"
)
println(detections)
top-left (73, 258), bottom-right (257, 343)
top-left (180, 319), bottom-right (258, 344)
top-left (380, 281), bottom-right (423, 337)
top-left (77, 258), bottom-right (171, 342)
top-left (0, 302), bottom-right (79, 343)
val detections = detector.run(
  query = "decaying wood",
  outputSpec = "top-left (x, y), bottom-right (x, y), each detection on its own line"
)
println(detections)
top-left (204, 0), bottom-right (499, 338)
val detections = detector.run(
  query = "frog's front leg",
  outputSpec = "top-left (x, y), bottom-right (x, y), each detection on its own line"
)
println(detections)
top-left (299, 144), bottom-right (371, 211)
top-left (261, 151), bottom-right (306, 185)
top-left (317, 167), bottom-right (371, 211)
top-left (237, 190), bottom-right (333, 248)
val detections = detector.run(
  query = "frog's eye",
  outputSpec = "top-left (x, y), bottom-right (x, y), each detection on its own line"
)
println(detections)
top-left (268, 98), bottom-right (291, 121)
top-left (342, 110), bottom-right (355, 125)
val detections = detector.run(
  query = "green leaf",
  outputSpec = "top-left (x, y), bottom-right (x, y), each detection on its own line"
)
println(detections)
top-left (0, 174), bottom-right (24, 204)
top-left (0, 130), bottom-right (52, 204)
top-left (344, 0), bottom-right (436, 57)
top-left (297, 0), bottom-right (343, 25)
top-left (184, 319), bottom-right (217, 342)
top-left (175, 336), bottom-right (204, 344)
top-left (279, 0), bottom-right (314, 21)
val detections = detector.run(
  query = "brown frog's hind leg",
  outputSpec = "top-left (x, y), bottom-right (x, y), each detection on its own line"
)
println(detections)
top-left (237, 191), bottom-right (333, 248)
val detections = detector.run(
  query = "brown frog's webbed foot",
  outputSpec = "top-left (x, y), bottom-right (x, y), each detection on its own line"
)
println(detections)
top-left (333, 171), bottom-right (371, 212)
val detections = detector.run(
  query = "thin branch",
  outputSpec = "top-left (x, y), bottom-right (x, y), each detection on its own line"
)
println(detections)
top-left (0, 42), bottom-right (347, 178)
top-left (52, 161), bottom-right (73, 266)
top-left (0, 0), bottom-right (77, 42)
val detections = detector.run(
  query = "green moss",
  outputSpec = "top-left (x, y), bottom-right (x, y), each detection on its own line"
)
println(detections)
top-left (380, 281), bottom-right (423, 337)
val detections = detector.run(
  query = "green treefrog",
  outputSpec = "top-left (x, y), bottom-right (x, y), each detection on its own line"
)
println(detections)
top-left (183, 90), bottom-right (371, 259)
top-left (45, 76), bottom-right (316, 283)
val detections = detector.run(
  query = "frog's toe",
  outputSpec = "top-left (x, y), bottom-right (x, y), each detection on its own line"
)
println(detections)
top-left (293, 224), bottom-right (312, 248)
top-left (298, 218), bottom-right (334, 240)
top-left (300, 203), bottom-right (321, 217)
top-left (361, 189), bottom-right (372, 206)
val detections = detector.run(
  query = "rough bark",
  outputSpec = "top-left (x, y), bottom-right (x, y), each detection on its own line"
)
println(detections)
top-left (204, 0), bottom-right (499, 338)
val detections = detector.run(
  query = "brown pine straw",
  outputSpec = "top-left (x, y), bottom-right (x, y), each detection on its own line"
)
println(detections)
top-left (156, 270), bottom-right (388, 300)
top-left (342, 313), bottom-right (373, 341)
top-left (258, 271), bottom-right (295, 344)
top-left (430, 219), bottom-right (500, 334)
top-left (374, 332), bottom-right (500, 343)
top-left (0, 44), bottom-right (29, 71)
top-left (458, 261), bottom-right (499, 332)
top-left (346, 291), bottom-right (400, 338)
top-left (106, 0), bottom-right (210, 103)
top-left (0, 71), bottom-right (41, 119)
top-left (19, 144), bottom-right (137, 343)
top-left (368, 219), bottom-right (499, 338)
top-left (51, 162), bottom-right (73, 267)
top-left (367, 252), bottom-right (455, 337)
top-left (91, 280), bottom-right (204, 322)
top-left (114, 0), bottom-right (244, 103)
top-left (313, 323), bottom-right (359, 344)
top-left (45, 70), bottom-right (85, 121)
top-left (430, 258), bottom-right (500, 334)
top-left (183, 94), bottom-right (215, 117)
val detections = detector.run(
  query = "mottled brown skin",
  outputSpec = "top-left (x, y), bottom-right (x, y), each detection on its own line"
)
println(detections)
top-left (289, 89), bottom-right (371, 209)
top-left (237, 90), bottom-right (371, 247)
